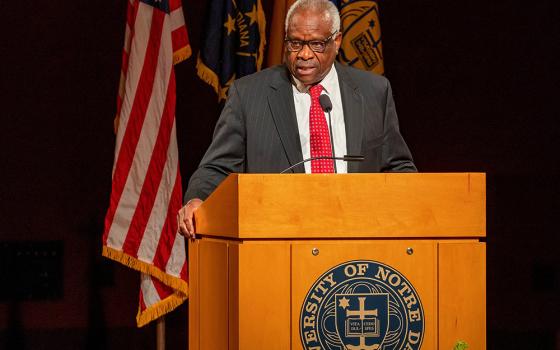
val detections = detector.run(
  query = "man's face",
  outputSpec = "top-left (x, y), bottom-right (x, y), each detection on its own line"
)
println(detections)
top-left (284, 9), bottom-right (341, 86)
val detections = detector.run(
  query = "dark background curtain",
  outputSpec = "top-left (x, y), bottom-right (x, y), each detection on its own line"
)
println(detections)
top-left (0, 0), bottom-right (557, 349)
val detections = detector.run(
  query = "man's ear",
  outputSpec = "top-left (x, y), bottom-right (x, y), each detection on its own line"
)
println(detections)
top-left (334, 32), bottom-right (342, 52)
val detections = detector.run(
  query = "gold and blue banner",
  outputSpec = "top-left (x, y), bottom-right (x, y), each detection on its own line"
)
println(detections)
top-left (197, 0), bottom-right (266, 100)
top-left (336, 0), bottom-right (384, 75)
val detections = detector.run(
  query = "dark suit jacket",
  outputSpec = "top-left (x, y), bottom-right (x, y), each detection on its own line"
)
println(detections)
top-left (185, 62), bottom-right (416, 201)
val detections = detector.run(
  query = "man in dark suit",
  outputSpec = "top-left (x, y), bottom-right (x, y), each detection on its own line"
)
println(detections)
top-left (178, 0), bottom-right (415, 237)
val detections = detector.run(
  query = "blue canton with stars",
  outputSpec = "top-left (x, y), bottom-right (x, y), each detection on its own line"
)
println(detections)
top-left (198, 0), bottom-right (264, 100)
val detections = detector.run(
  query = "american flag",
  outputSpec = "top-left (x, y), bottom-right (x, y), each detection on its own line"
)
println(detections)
top-left (103, 0), bottom-right (190, 327)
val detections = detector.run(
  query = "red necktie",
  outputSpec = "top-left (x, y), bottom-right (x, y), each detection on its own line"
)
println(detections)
top-left (309, 84), bottom-right (334, 173)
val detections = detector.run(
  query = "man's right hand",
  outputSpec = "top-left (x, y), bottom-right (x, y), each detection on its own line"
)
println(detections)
top-left (177, 198), bottom-right (203, 239)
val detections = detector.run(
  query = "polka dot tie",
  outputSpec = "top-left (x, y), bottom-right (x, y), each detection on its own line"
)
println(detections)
top-left (308, 84), bottom-right (334, 173)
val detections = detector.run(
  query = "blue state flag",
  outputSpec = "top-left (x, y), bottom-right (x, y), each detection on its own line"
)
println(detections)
top-left (197, 0), bottom-right (266, 100)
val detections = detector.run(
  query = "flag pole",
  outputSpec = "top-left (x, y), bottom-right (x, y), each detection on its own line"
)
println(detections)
top-left (156, 316), bottom-right (166, 350)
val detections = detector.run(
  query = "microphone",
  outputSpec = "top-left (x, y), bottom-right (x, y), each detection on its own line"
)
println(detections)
top-left (319, 94), bottom-right (332, 112)
top-left (319, 94), bottom-right (337, 173)
top-left (280, 155), bottom-right (364, 174)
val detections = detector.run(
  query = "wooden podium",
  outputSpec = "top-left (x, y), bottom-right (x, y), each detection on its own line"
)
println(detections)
top-left (188, 173), bottom-right (486, 350)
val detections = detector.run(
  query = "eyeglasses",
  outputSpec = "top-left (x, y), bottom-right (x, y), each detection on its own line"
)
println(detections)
top-left (284, 32), bottom-right (338, 53)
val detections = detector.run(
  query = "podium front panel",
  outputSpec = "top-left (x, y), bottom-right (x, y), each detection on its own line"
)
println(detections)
top-left (291, 240), bottom-right (437, 350)
top-left (439, 242), bottom-right (486, 349)
top-left (233, 242), bottom-right (291, 349)
top-left (189, 238), bottom-right (485, 350)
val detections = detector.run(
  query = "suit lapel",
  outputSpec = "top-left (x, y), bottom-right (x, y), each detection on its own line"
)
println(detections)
top-left (337, 64), bottom-right (364, 173)
top-left (267, 68), bottom-right (305, 173)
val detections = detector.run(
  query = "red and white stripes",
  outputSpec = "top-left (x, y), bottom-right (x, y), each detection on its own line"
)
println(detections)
top-left (103, 0), bottom-right (190, 327)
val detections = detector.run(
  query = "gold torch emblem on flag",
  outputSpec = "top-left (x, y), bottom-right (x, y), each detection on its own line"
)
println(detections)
top-left (338, 0), bottom-right (384, 75)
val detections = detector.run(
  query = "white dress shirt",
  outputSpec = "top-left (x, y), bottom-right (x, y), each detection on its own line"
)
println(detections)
top-left (292, 64), bottom-right (348, 173)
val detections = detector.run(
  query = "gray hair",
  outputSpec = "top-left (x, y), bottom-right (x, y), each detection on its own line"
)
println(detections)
top-left (285, 0), bottom-right (341, 35)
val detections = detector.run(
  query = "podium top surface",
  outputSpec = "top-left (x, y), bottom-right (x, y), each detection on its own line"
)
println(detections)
top-left (194, 173), bottom-right (486, 239)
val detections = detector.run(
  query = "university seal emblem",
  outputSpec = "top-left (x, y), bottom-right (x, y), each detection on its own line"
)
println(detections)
top-left (299, 260), bottom-right (424, 350)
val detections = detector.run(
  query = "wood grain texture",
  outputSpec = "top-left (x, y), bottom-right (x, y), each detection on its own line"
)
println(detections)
top-left (228, 244), bottom-right (239, 350)
top-left (189, 238), bottom-right (487, 349)
top-left (194, 173), bottom-right (486, 239)
top-left (188, 174), bottom-right (486, 349)
top-left (198, 240), bottom-right (229, 350)
top-left (438, 242), bottom-right (486, 350)
top-left (187, 240), bottom-right (199, 350)
top-left (194, 174), bottom-right (239, 236)
top-left (236, 242), bottom-right (291, 349)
